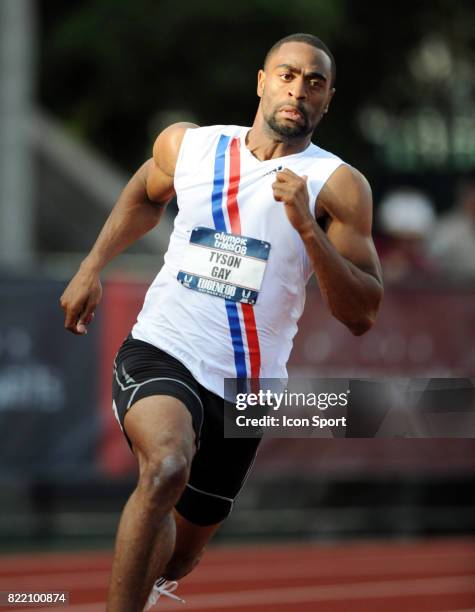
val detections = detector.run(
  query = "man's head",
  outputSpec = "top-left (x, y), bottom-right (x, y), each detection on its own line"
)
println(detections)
top-left (257, 33), bottom-right (336, 142)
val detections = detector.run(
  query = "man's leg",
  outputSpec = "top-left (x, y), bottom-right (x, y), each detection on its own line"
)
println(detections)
top-left (162, 511), bottom-right (221, 580)
top-left (150, 387), bottom-right (263, 586)
top-left (141, 512), bottom-right (221, 610)
top-left (106, 395), bottom-right (196, 612)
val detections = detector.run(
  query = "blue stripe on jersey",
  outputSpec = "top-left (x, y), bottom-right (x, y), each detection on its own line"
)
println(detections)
top-left (225, 300), bottom-right (247, 379)
top-left (211, 135), bottom-right (230, 232)
top-left (210, 134), bottom-right (248, 380)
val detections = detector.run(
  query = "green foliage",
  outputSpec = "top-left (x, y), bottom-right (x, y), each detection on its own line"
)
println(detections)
top-left (38, 0), bottom-right (346, 167)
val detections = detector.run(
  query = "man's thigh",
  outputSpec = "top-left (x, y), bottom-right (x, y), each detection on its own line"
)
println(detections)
top-left (124, 395), bottom-right (196, 470)
top-left (112, 335), bottom-right (204, 454)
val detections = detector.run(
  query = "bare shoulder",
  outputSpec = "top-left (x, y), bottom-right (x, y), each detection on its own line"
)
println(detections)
top-left (317, 164), bottom-right (373, 230)
top-left (145, 122), bottom-right (198, 204)
top-left (152, 122), bottom-right (199, 178)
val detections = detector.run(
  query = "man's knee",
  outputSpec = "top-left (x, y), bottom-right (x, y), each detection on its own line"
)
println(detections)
top-left (125, 395), bottom-right (196, 509)
top-left (138, 451), bottom-right (191, 508)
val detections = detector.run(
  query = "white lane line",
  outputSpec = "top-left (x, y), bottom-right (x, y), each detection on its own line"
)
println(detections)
top-left (1, 548), bottom-right (474, 583)
top-left (1, 560), bottom-right (475, 590)
top-left (156, 576), bottom-right (475, 609)
top-left (13, 575), bottom-right (475, 612)
top-left (187, 560), bottom-right (475, 584)
top-left (1, 550), bottom-right (474, 580)
top-left (1, 540), bottom-right (474, 572)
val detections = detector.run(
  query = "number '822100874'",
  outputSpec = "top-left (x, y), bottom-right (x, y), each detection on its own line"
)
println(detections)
top-left (0, 592), bottom-right (69, 606)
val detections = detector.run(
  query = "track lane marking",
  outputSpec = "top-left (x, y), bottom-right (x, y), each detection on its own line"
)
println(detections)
top-left (9, 575), bottom-right (475, 612)
top-left (1, 563), bottom-right (475, 590)
top-left (1, 538), bottom-right (474, 572)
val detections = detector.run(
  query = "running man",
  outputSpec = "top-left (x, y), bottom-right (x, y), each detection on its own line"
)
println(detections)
top-left (61, 33), bottom-right (383, 612)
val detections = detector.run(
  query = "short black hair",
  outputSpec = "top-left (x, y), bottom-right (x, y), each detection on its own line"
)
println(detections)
top-left (264, 33), bottom-right (336, 87)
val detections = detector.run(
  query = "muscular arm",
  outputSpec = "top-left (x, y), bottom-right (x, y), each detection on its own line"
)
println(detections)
top-left (60, 121), bottom-right (198, 334)
top-left (272, 165), bottom-right (383, 335)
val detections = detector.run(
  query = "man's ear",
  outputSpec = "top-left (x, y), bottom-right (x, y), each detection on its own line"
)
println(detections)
top-left (257, 69), bottom-right (265, 98)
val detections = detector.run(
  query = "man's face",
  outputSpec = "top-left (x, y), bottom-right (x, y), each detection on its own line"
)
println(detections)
top-left (257, 42), bottom-right (335, 140)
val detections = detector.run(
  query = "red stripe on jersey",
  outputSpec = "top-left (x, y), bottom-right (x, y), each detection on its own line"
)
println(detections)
top-left (225, 136), bottom-right (262, 380)
top-left (226, 138), bottom-right (242, 233)
top-left (242, 302), bottom-right (261, 380)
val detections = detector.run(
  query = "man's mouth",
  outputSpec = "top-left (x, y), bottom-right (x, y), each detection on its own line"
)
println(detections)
top-left (279, 106), bottom-right (306, 122)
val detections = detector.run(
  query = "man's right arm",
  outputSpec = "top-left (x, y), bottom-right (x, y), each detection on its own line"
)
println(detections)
top-left (60, 121), bottom-right (198, 335)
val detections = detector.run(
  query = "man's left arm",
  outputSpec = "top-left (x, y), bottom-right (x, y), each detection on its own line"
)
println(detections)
top-left (272, 165), bottom-right (383, 335)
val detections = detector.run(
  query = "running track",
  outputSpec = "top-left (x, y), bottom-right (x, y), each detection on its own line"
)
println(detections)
top-left (0, 538), bottom-right (474, 611)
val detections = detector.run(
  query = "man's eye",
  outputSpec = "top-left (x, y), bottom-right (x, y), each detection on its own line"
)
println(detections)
top-left (310, 79), bottom-right (322, 88)
top-left (280, 73), bottom-right (292, 81)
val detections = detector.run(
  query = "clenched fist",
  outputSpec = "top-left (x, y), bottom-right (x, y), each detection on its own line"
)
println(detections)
top-left (272, 169), bottom-right (314, 234)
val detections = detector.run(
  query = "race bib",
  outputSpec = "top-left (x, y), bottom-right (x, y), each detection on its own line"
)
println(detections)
top-left (177, 227), bottom-right (271, 305)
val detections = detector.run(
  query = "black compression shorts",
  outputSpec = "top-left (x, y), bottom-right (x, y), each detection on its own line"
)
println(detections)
top-left (112, 335), bottom-right (261, 526)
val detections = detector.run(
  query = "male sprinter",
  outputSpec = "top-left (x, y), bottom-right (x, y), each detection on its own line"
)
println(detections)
top-left (61, 33), bottom-right (382, 611)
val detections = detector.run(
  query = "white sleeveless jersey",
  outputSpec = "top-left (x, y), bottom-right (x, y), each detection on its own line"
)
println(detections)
top-left (132, 125), bottom-right (344, 398)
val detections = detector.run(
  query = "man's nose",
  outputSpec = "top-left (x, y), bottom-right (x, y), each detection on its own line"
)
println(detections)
top-left (289, 78), bottom-right (306, 99)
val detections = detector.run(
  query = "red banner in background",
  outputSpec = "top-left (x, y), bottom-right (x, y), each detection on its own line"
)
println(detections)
top-left (98, 279), bottom-right (147, 478)
top-left (290, 285), bottom-right (474, 376)
top-left (98, 281), bottom-right (475, 478)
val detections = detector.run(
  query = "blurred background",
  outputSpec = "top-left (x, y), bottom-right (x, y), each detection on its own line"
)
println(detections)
top-left (0, 0), bottom-right (474, 598)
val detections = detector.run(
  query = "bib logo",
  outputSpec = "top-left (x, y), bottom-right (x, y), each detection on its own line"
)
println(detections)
top-left (262, 165), bottom-right (283, 178)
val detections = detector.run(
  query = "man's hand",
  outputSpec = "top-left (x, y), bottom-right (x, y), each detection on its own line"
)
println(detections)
top-left (272, 169), bottom-right (312, 234)
top-left (60, 263), bottom-right (102, 335)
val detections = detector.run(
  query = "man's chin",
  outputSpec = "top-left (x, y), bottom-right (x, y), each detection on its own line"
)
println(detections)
top-left (267, 117), bottom-right (310, 140)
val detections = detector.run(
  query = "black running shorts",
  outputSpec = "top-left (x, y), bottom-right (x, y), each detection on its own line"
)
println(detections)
top-left (112, 335), bottom-right (261, 526)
